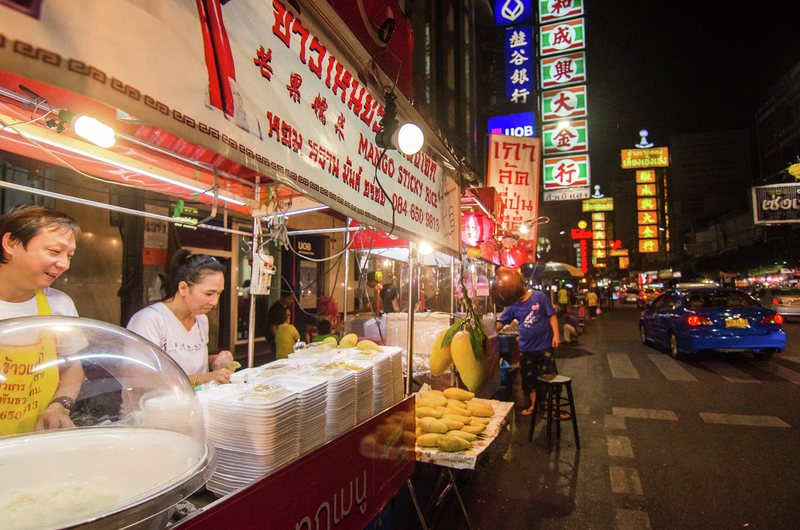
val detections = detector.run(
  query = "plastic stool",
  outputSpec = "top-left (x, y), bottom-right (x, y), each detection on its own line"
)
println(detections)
top-left (528, 374), bottom-right (580, 451)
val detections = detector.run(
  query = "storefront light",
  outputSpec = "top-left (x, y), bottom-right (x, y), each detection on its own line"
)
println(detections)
top-left (418, 242), bottom-right (434, 255)
top-left (55, 110), bottom-right (115, 148)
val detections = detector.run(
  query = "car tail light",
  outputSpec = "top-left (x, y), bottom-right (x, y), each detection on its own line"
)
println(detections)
top-left (761, 314), bottom-right (784, 325)
top-left (686, 315), bottom-right (713, 326)
top-left (772, 299), bottom-right (782, 305)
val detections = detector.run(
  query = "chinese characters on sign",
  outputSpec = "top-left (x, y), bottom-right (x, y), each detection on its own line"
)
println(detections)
top-left (543, 154), bottom-right (590, 190)
top-left (488, 134), bottom-right (541, 240)
top-left (628, 151), bottom-right (670, 254)
top-left (540, 18), bottom-right (586, 56)
top-left (505, 25), bottom-right (535, 104)
top-left (543, 120), bottom-right (589, 155)
top-left (540, 51), bottom-right (586, 89)
top-left (538, 0), bottom-right (584, 23)
top-left (542, 86), bottom-right (587, 121)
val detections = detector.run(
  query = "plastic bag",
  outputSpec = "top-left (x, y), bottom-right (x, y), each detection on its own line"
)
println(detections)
top-left (596, 307), bottom-right (602, 315)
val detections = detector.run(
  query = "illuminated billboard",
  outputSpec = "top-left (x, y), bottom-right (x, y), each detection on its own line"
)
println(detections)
top-left (621, 148), bottom-right (669, 169)
top-left (488, 112), bottom-right (536, 137)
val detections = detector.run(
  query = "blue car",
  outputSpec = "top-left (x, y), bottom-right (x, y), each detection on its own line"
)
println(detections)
top-left (639, 287), bottom-right (786, 360)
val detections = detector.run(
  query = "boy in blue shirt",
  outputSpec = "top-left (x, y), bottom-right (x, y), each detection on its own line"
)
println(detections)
top-left (496, 289), bottom-right (560, 415)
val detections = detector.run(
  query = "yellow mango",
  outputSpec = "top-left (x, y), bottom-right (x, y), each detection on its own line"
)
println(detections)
top-left (417, 396), bottom-right (447, 409)
top-left (447, 430), bottom-right (478, 442)
top-left (470, 416), bottom-right (491, 425)
top-left (436, 435), bottom-right (471, 452)
top-left (418, 417), bottom-right (448, 434)
top-left (447, 399), bottom-right (467, 410)
top-left (421, 390), bottom-right (445, 399)
top-left (339, 333), bottom-right (358, 349)
top-left (430, 329), bottom-right (453, 376)
top-left (466, 400), bottom-right (494, 417)
top-left (415, 407), bottom-right (443, 419)
top-left (435, 406), bottom-right (454, 416)
top-left (461, 424), bottom-right (485, 434)
top-left (322, 336), bottom-right (339, 346)
top-left (440, 418), bottom-right (465, 430)
top-left (450, 333), bottom-right (486, 393)
top-left (415, 427), bottom-right (423, 438)
top-left (357, 340), bottom-right (382, 351)
top-left (442, 414), bottom-right (470, 424)
top-left (416, 433), bottom-right (442, 447)
top-left (445, 406), bottom-right (472, 417)
top-left (442, 386), bottom-right (475, 401)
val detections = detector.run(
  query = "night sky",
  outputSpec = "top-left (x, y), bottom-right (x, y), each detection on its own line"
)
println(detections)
top-left (584, 0), bottom-right (800, 181)
top-left (536, 1), bottom-right (800, 251)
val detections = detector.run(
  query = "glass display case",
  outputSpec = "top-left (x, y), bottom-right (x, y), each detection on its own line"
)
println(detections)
top-left (0, 316), bottom-right (216, 530)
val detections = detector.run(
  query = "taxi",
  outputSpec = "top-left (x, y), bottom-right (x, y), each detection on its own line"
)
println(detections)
top-left (639, 286), bottom-right (786, 360)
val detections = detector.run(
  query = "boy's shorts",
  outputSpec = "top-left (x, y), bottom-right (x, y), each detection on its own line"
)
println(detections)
top-left (520, 350), bottom-right (556, 393)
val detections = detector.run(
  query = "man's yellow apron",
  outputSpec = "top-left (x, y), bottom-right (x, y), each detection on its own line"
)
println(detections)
top-left (0, 290), bottom-right (60, 435)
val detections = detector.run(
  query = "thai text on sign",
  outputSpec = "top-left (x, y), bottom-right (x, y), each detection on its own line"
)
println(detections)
top-left (488, 134), bottom-right (541, 239)
top-left (621, 148), bottom-right (669, 169)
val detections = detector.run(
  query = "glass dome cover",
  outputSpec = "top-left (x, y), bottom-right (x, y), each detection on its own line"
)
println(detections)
top-left (0, 316), bottom-right (216, 530)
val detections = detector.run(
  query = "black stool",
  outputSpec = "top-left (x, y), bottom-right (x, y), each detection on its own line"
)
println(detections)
top-left (528, 374), bottom-right (580, 451)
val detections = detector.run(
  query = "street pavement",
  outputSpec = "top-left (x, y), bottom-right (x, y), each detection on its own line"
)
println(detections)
top-left (394, 304), bottom-right (800, 529)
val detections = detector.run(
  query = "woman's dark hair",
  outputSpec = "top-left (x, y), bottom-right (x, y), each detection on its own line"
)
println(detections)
top-left (163, 249), bottom-right (226, 301)
top-left (0, 204), bottom-right (80, 264)
top-left (318, 319), bottom-right (332, 335)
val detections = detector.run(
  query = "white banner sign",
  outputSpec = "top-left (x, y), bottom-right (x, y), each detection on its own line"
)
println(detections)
top-left (544, 187), bottom-right (590, 201)
top-left (487, 134), bottom-right (541, 240)
top-left (0, 0), bottom-right (460, 253)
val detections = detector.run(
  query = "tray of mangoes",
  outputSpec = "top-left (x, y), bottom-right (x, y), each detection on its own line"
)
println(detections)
top-left (415, 387), bottom-right (496, 452)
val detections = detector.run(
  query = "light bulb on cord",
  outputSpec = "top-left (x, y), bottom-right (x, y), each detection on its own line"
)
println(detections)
top-left (396, 123), bottom-right (424, 155)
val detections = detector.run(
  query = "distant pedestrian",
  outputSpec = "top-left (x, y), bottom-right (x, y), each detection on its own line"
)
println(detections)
top-left (586, 290), bottom-right (598, 320)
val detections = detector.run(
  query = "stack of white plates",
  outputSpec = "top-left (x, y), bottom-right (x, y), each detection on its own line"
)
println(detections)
top-left (350, 350), bottom-right (393, 414)
top-left (312, 366), bottom-right (356, 441)
top-left (385, 348), bottom-right (406, 404)
top-left (205, 386), bottom-right (300, 496)
top-left (262, 374), bottom-right (328, 456)
top-left (342, 361), bottom-right (375, 424)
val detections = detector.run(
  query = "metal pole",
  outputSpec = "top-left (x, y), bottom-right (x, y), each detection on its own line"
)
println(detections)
top-left (405, 242), bottom-right (416, 397)
top-left (343, 217), bottom-right (350, 330)
top-left (247, 177), bottom-right (260, 368)
top-left (450, 256), bottom-right (457, 387)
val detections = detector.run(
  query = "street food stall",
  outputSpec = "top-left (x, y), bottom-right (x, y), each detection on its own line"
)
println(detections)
top-left (0, 1), bottom-right (517, 529)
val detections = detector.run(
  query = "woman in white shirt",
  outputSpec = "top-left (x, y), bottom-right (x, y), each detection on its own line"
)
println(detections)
top-left (127, 250), bottom-right (234, 385)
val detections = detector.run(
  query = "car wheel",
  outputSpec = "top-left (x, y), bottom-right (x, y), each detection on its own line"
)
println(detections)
top-left (753, 350), bottom-right (774, 361)
top-left (639, 324), bottom-right (649, 345)
top-left (669, 332), bottom-right (685, 360)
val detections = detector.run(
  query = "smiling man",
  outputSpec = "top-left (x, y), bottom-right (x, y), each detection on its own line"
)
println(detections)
top-left (0, 204), bottom-right (84, 435)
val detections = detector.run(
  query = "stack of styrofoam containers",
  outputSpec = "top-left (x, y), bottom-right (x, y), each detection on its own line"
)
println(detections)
top-left (205, 384), bottom-right (300, 496)
top-left (311, 365), bottom-right (357, 441)
top-left (380, 346), bottom-right (406, 404)
top-left (348, 350), bottom-right (393, 414)
top-left (264, 374), bottom-right (328, 457)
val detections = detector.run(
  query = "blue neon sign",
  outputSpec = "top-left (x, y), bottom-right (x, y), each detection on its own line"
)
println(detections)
top-left (504, 25), bottom-right (534, 104)
top-left (488, 112), bottom-right (536, 137)
top-left (495, 0), bottom-right (533, 26)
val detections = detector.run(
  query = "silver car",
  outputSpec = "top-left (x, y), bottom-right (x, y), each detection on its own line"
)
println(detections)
top-left (754, 287), bottom-right (800, 318)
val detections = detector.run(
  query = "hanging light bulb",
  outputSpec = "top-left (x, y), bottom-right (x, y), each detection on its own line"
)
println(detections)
top-left (418, 242), bottom-right (434, 255)
top-left (55, 110), bottom-right (115, 148)
top-left (396, 123), bottom-right (424, 155)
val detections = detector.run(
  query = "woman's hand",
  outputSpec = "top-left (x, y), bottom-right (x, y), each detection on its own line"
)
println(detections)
top-left (34, 403), bottom-right (76, 432)
top-left (211, 350), bottom-right (234, 371)
top-left (202, 368), bottom-right (233, 385)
